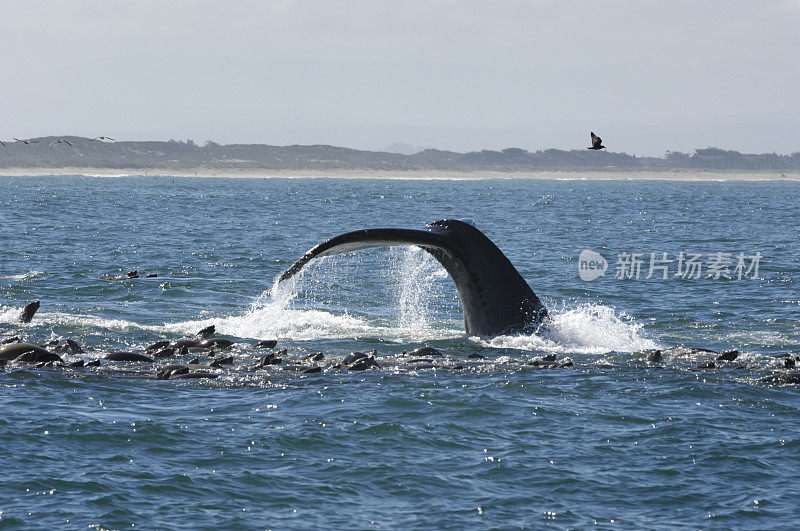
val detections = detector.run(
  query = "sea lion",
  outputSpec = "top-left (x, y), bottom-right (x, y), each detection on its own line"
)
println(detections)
top-left (12, 348), bottom-right (62, 364)
top-left (156, 365), bottom-right (190, 379)
top-left (343, 351), bottom-right (368, 365)
top-left (104, 352), bottom-right (154, 362)
top-left (99, 270), bottom-right (139, 280)
top-left (170, 338), bottom-right (232, 350)
top-left (0, 343), bottom-right (54, 362)
top-left (197, 325), bottom-right (215, 338)
top-left (253, 340), bottom-right (278, 349)
top-left (200, 338), bottom-right (233, 349)
top-left (256, 354), bottom-right (282, 367)
top-left (146, 340), bottom-right (170, 352)
top-left (170, 372), bottom-right (218, 380)
top-left (716, 350), bottom-right (739, 361)
top-left (347, 355), bottom-right (378, 371)
top-left (44, 338), bottom-right (85, 354)
top-left (170, 339), bottom-right (203, 349)
top-left (18, 301), bottom-right (40, 323)
top-left (151, 347), bottom-right (176, 358)
top-left (647, 350), bottom-right (663, 363)
top-left (407, 346), bottom-right (442, 357)
top-left (207, 356), bottom-right (233, 368)
top-left (760, 372), bottom-right (800, 385)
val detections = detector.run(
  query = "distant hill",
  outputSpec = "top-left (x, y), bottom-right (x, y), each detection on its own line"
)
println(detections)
top-left (1, 136), bottom-right (799, 171)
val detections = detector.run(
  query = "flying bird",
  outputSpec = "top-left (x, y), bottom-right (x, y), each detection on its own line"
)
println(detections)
top-left (90, 136), bottom-right (116, 141)
top-left (14, 138), bottom-right (40, 144)
top-left (588, 132), bottom-right (606, 150)
top-left (50, 139), bottom-right (73, 147)
top-left (0, 140), bottom-right (5, 147)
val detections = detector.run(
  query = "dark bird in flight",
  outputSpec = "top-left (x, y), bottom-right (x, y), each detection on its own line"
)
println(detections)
top-left (50, 139), bottom-right (73, 147)
top-left (588, 132), bottom-right (606, 150)
top-left (14, 138), bottom-right (40, 144)
top-left (90, 136), bottom-right (116, 141)
top-left (0, 140), bottom-right (5, 147)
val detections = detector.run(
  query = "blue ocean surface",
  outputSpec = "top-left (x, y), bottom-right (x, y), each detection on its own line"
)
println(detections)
top-left (1, 175), bottom-right (799, 528)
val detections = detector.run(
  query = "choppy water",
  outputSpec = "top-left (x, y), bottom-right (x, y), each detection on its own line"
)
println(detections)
top-left (1, 175), bottom-right (799, 528)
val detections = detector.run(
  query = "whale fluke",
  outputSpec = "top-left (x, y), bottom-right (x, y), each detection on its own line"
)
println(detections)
top-left (279, 219), bottom-right (547, 336)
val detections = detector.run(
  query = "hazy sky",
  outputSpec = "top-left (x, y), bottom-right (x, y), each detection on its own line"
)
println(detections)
top-left (2, 1), bottom-right (798, 156)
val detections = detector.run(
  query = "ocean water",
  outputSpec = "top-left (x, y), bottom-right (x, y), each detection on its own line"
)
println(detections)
top-left (1, 175), bottom-right (799, 528)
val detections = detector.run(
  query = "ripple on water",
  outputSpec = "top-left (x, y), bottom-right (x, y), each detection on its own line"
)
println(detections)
top-left (2, 178), bottom-right (800, 528)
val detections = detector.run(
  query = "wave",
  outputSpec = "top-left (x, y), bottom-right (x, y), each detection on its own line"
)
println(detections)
top-left (1, 270), bottom-right (45, 281)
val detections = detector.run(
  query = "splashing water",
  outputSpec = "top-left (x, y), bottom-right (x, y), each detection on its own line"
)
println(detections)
top-left (478, 303), bottom-right (660, 355)
top-left (164, 249), bottom-right (462, 342)
top-left (388, 246), bottom-right (452, 330)
top-left (1, 247), bottom-right (657, 353)
top-left (0, 304), bottom-right (24, 324)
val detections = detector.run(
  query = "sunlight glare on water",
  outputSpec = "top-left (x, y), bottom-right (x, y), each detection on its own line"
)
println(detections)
top-left (1, 176), bottom-right (799, 528)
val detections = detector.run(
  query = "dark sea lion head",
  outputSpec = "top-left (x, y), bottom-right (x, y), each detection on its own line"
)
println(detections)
top-left (18, 301), bottom-right (40, 323)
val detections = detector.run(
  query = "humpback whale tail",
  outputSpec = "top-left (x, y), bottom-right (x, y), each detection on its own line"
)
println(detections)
top-left (278, 219), bottom-right (548, 337)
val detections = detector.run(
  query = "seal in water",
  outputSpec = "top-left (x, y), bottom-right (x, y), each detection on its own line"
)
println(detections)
top-left (170, 338), bottom-right (233, 350)
top-left (104, 352), bottom-right (154, 362)
top-left (99, 270), bottom-right (139, 280)
top-left (44, 337), bottom-right (85, 354)
top-left (13, 350), bottom-right (62, 364)
top-left (197, 325), bottom-right (215, 338)
top-left (0, 343), bottom-right (54, 362)
top-left (18, 301), bottom-right (40, 323)
top-left (278, 219), bottom-right (548, 337)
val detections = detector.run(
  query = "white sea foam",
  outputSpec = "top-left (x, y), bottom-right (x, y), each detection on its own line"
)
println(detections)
top-left (0, 305), bottom-right (24, 323)
top-left (162, 298), bottom-right (461, 343)
top-left (37, 312), bottom-right (164, 334)
top-left (3, 299), bottom-right (655, 354)
top-left (2, 251), bottom-right (658, 354)
top-left (1, 305), bottom-right (156, 332)
top-left (477, 303), bottom-right (660, 355)
top-left (1, 270), bottom-right (45, 281)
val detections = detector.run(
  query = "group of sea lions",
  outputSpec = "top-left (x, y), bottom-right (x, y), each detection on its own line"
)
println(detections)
top-left (4, 300), bottom-right (799, 385)
top-left (639, 346), bottom-right (800, 384)
top-left (2, 308), bottom-right (578, 381)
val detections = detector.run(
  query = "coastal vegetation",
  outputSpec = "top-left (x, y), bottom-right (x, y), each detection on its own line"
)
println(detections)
top-left (2, 137), bottom-right (798, 172)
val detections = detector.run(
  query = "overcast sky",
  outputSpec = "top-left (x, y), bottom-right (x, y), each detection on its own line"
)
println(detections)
top-left (2, 1), bottom-right (798, 156)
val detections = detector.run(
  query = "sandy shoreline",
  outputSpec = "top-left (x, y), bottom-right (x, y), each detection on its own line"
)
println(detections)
top-left (0, 167), bottom-right (798, 181)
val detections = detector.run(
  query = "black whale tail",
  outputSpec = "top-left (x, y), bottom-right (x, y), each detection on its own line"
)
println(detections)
top-left (278, 219), bottom-right (547, 337)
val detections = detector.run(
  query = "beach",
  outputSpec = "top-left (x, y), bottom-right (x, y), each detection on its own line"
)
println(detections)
top-left (1, 166), bottom-right (798, 180)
